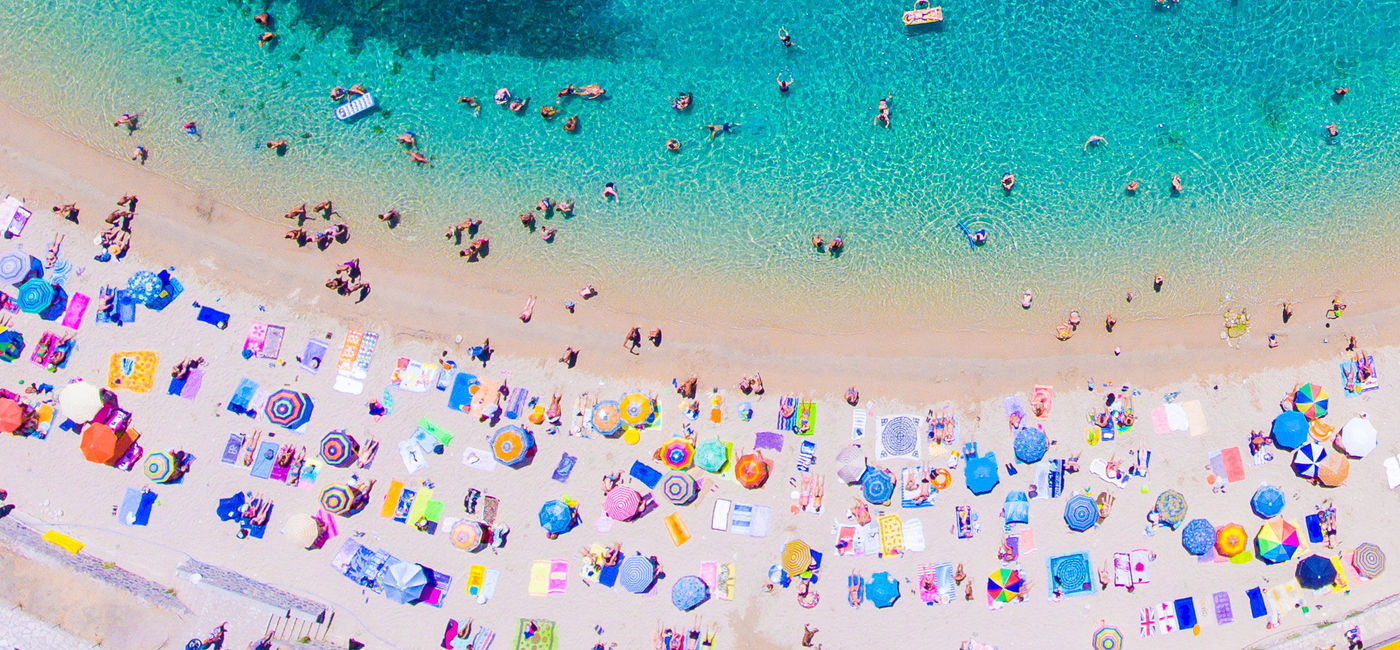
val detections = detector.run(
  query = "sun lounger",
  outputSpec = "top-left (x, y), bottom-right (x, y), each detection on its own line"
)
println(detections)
top-left (748, 506), bottom-right (772, 538)
top-left (119, 487), bottom-right (155, 526)
top-left (195, 305), bottom-right (230, 329)
top-left (249, 441), bottom-right (278, 479)
top-left (711, 499), bottom-right (731, 531)
top-left (776, 396), bottom-right (797, 430)
top-left (1213, 591), bottom-right (1233, 624)
top-left (629, 460), bottom-right (662, 489)
top-left (665, 512), bottom-right (691, 546)
top-left (220, 433), bottom-right (244, 464)
top-left (299, 338), bottom-right (329, 373)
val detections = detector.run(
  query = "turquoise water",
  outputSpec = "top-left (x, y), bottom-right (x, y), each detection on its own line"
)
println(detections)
top-left (2, 0), bottom-right (1399, 331)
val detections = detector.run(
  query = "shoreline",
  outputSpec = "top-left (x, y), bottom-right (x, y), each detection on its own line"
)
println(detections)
top-left (0, 97), bottom-right (1397, 402)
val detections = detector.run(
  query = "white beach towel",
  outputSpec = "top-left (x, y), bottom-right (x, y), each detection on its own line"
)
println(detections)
top-left (1130, 549), bottom-right (1152, 584)
top-left (1155, 601), bottom-right (1176, 633)
top-left (1090, 459), bottom-right (1131, 488)
top-left (1164, 404), bottom-right (1189, 432)
top-left (902, 518), bottom-right (926, 552)
top-left (748, 506), bottom-right (771, 538)
top-left (460, 447), bottom-right (497, 472)
top-left (398, 439), bottom-right (428, 474)
top-left (876, 414), bottom-right (922, 461)
top-left (477, 569), bottom-right (500, 604)
top-left (852, 408), bottom-right (868, 441)
top-left (1113, 553), bottom-right (1131, 588)
top-left (1385, 456), bottom-right (1400, 489)
top-left (711, 499), bottom-right (732, 531)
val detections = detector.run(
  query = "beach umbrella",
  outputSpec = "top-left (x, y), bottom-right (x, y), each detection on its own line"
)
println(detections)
top-left (1181, 518), bottom-right (1214, 556)
top-left (1063, 493), bottom-right (1099, 532)
top-left (1256, 519), bottom-right (1300, 564)
top-left (264, 389), bottom-right (312, 429)
top-left (671, 575), bottom-right (710, 611)
top-left (142, 451), bottom-right (177, 483)
top-left (0, 398), bottom-right (23, 434)
top-left (450, 520), bottom-right (485, 551)
top-left (987, 568), bottom-right (1024, 603)
top-left (781, 540), bottom-right (814, 577)
top-left (661, 472), bottom-right (696, 505)
top-left (1153, 490), bottom-right (1187, 529)
top-left (619, 391), bottom-right (655, 427)
top-left (59, 381), bottom-right (106, 423)
top-left (1316, 454), bottom-right (1349, 487)
top-left (591, 400), bottom-right (622, 436)
top-left (1092, 625), bottom-right (1124, 650)
top-left (1216, 523), bottom-right (1249, 557)
top-left (381, 561), bottom-right (428, 604)
top-left (16, 278), bottom-right (54, 314)
top-left (80, 423), bottom-right (133, 465)
top-left (860, 467), bottom-right (895, 505)
top-left (1339, 416), bottom-right (1378, 458)
top-left (1295, 554), bottom-right (1338, 590)
top-left (1271, 411), bottom-right (1309, 450)
top-left (867, 571), bottom-right (901, 608)
top-left (1291, 442), bottom-right (1327, 479)
top-left (1352, 542), bottom-right (1385, 578)
top-left (695, 438), bottom-right (728, 473)
top-left (0, 250), bottom-right (40, 286)
top-left (538, 499), bottom-right (576, 535)
top-left (660, 437), bottom-right (695, 470)
top-left (282, 513), bottom-right (323, 549)
top-left (618, 555), bottom-right (656, 593)
top-left (319, 430), bottom-right (358, 467)
top-left (734, 451), bottom-right (771, 489)
top-left (126, 271), bottom-right (163, 305)
top-left (1293, 383), bottom-right (1329, 420)
top-left (39, 284), bottom-right (67, 321)
top-left (603, 485), bottom-right (643, 521)
top-left (1251, 484), bottom-right (1286, 518)
top-left (320, 484), bottom-right (355, 515)
top-left (1013, 427), bottom-right (1048, 464)
top-left (490, 424), bottom-right (536, 467)
top-left (964, 454), bottom-right (1000, 495)
top-left (0, 330), bottom-right (21, 362)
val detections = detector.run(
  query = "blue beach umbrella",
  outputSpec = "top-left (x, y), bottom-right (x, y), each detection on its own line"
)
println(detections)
top-left (1013, 427), bottom-right (1048, 464)
top-left (0, 250), bottom-right (41, 287)
top-left (1251, 484), bottom-right (1286, 518)
top-left (1063, 493), bottom-right (1098, 532)
top-left (964, 452), bottom-right (1000, 495)
top-left (860, 467), bottom-right (895, 505)
top-left (538, 499), bottom-right (576, 535)
top-left (671, 575), bottom-right (710, 611)
top-left (1181, 518), bottom-right (1214, 556)
top-left (618, 555), bottom-right (656, 594)
top-left (16, 278), bottom-right (53, 314)
top-left (1296, 554), bottom-right (1337, 590)
top-left (1291, 442), bottom-right (1327, 479)
top-left (866, 571), bottom-right (901, 608)
top-left (1271, 411), bottom-right (1309, 450)
top-left (126, 271), bottom-right (162, 305)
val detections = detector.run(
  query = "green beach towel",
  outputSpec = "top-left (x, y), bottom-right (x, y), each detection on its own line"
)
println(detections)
top-left (417, 417), bottom-right (454, 446)
top-left (424, 500), bottom-right (444, 523)
top-left (794, 402), bottom-right (817, 436)
top-left (514, 618), bottom-right (557, 650)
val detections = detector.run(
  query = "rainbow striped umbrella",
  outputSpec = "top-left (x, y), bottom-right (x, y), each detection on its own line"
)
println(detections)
top-left (143, 450), bottom-right (176, 483)
top-left (490, 425), bottom-right (535, 467)
top-left (264, 389), bottom-right (312, 429)
top-left (320, 484), bottom-right (354, 515)
top-left (1256, 519), bottom-right (1300, 564)
top-left (619, 392), bottom-right (655, 427)
top-left (592, 401), bottom-right (622, 436)
top-left (604, 485), bottom-right (643, 521)
top-left (1092, 625), bottom-right (1124, 650)
top-left (987, 568), bottom-right (1024, 603)
top-left (660, 437), bottom-right (695, 470)
top-left (319, 430), bottom-right (358, 467)
top-left (1293, 383), bottom-right (1329, 420)
top-left (662, 472), bottom-right (696, 505)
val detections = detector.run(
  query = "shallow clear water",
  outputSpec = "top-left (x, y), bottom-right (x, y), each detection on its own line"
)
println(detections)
top-left (2, 0), bottom-right (1398, 332)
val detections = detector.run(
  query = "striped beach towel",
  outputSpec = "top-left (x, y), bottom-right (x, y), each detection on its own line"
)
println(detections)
top-left (934, 562), bottom-right (955, 603)
top-left (797, 441), bottom-right (816, 472)
top-left (852, 407), bottom-right (867, 441)
top-left (548, 560), bottom-right (568, 594)
top-left (776, 396), bottom-right (797, 431)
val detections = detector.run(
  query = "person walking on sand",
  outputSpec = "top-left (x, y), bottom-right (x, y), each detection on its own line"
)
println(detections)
top-left (801, 624), bottom-right (819, 647)
top-left (648, 329), bottom-right (662, 346)
top-left (560, 347), bottom-right (578, 367)
top-left (623, 327), bottom-right (642, 354)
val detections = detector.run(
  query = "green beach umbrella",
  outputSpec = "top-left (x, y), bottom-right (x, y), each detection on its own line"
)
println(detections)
top-left (695, 439), bottom-right (728, 473)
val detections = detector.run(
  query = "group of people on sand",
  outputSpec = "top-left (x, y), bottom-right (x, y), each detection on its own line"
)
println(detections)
top-left (324, 258), bottom-right (370, 300)
top-left (92, 195), bottom-right (138, 262)
top-left (1050, 273), bottom-right (1164, 343)
top-left (284, 201), bottom-right (351, 249)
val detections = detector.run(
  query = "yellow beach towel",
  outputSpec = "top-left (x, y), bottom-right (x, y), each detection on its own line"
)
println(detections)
top-left (718, 563), bottom-right (736, 600)
top-left (878, 514), bottom-right (904, 556)
top-left (665, 512), bottom-right (691, 547)
top-left (379, 480), bottom-right (404, 518)
top-left (528, 560), bottom-right (550, 596)
top-left (41, 530), bottom-right (83, 554)
top-left (407, 488), bottom-right (434, 525)
top-left (466, 564), bottom-right (485, 596)
top-left (108, 351), bottom-right (159, 393)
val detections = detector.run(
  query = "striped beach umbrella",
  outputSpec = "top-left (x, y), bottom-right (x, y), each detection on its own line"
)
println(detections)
top-left (1064, 493), bottom-right (1099, 532)
top-left (1216, 523), bottom-right (1248, 557)
top-left (1181, 518), bottom-right (1214, 556)
top-left (860, 467), bottom-right (895, 505)
top-left (1352, 542), bottom-right (1385, 578)
top-left (662, 472), bottom-right (696, 505)
top-left (619, 392), bottom-right (654, 427)
top-left (450, 520), bottom-right (485, 551)
top-left (320, 484), bottom-right (354, 515)
top-left (1291, 442), bottom-right (1327, 479)
top-left (660, 437), bottom-right (695, 470)
top-left (591, 401), bottom-right (622, 436)
top-left (987, 568), bottom-right (1024, 603)
top-left (733, 451), bottom-right (771, 489)
top-left (264, 389), bottom-right (312, 429)
top-left (16, 278), bottom-right (53, 314)
top-left (671, 575), bottom-right (710, 611)
top-left (1256, 519), bottom-right (1300, 564)
top-left (538, 499), bottom-right (576, 535)
top-left (1092, 625), bottom-right (1124, 650)
top-left (0, 250), bottom-right (40, 287)
top-left (1251, 484), bottom-right (1285, 518)
top-left (143, 450), bottom-right (177, 483)
top-left (319, 430), bottom-right (358, 467)
top-left (782, 540), bottom-right (813, 577)
top-left (1293, 383), bottom-right (1329, 420)
top-left (695, 438), bottom-right (728, 473)
top-left (490, 425), bottom-right (535, 467)
top-left (618, 554), bottom-right (656, 593)
top-left (1153, 490), bottom-right (1187, 529)
top-left (604, 485), bottom-right (643, 521)
top-left (1013, 427), bottom-right (1048, 464)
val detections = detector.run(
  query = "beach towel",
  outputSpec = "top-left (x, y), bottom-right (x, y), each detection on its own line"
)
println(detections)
top-left (797, 440), bottom-right (816, 472)
top-left (420, 567), bottom-right (452, 607)
top-left (1175, 597), bottom-right (1198, 630)
top-left (220, 433), bottom-right (244, 464)
top-left (1181, 401), bottom-right (1208, 437)
top-left (469, 380), bottom-right (500, 419)
top-left (1341, 357), bottom-right (1381, 395)
top-left (1213, 591), bottom-right (1234, 624)
top-left (297, 461), bottom-right (320, 489)
top-left (119, 487), bottom-right (155, 526)
top-left (392, 488), bottom-right (417, 524)
top-left (528, 561), bottom-right (550, 597)
top-left (1031, 459), bottom-right (1065, 499)
top-left (917, 564), bottom-right (937, 604)
top-left (243, 322), bottom-right (268, 358)
top-left (407, 489), bottom-right (436, 528)
top-left (333, 330), bottom-right (377, 395)
top-left (665, 512), bottom-right (691, 546)
top-left (748, 505), bottom-right (772, 538)
top-left (730, 503), bottom-right (752, 536)
top-left (1130, 549), bottom-right (1152, 584)
top-left (114, 290), bottom-right (136, 324)
top-left (259, 325), bottom-right (284, 359)
top-left (195, 305), bottom-right (230, 329)
top-left (299, 338), bottom-right (329, 373)
top-left (1113, 553), bottom-right (1131, 588)
top-left (398, 439), bottom-right (428, 474)
top-left (955, 505), bottom-right (975, 539)
top-left (1385, 456), bottom-right (1400, 489)
top-left (167, 367), bottom-right (203, 400)
top-left (504, 387), bottom-right (528, 419)
top-left (597, 561), bottom-right (619, 588)
top-left (461, 447), bottom-right (497, 472)
top-left (448, 373), bottom-right (478, 412)
top-left (1155, 602), bottom-right (1177, 634)
top-left (793, 401), bottom-right (816, 435)
top-left (380, 481), bottom-right (404, 518)
top-left (932, 562), bottom-right (954, 603)
top-left (216, 492), bottom-right (246, 521)
top-left (249, 441), bottom-right (278, 479)
top-left (108, 350), bottom-right (158, 393)
top-left (852, 408), bottom-right (867, 441)
top-left (629, 460), bottom-right (662, 489)
top-left (3, 199), bottom-right (31, 238)
top-left (1208, 447), bottom-right (1246, 483)
top-left (876, 414), bottom-right (922, 461)
top-left (466, 564), bottom-right (486, 598)
top-left (711, 499), bottom-right (731, 531)
top-left (228, 378), bottom-right (258, 416)
top-left (776, 396), bottom-right (797, 430)
top-left (551, 453), bottom-right (576, 483)
top-left (753, 431), bottom-right (784, 453)
top-left (548, 560), bottom-right (568, 594)
top-left (391, 357), bottom-right (440, 393)
top-left (1032, 385), bottom-right (1053, 417)
top-left (1090, 458), bottom-right (1131, 488)
top-left (60, 292), bottom-right (87, 330)
top-left (901, 466), bottom-right (935, 508)
top-left (902, 518), bottom-right (926, 552)
top-left (878, 514), bottom-right (904, 556)
top-left (1140, 608), bottom-right (1156, 638)
top-left (1305, 514), bottom-right (1324, 543)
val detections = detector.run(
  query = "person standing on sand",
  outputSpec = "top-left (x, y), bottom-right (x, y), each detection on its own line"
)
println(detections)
top-left (801, 624), bottom-right (818, 647)
top-left (560, 347), bottom-right (578, 368)
top-left (623, 327), bottom-right (642, 354)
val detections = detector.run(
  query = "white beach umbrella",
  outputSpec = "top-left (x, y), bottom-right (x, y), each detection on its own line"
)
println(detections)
top-left (59, 381), bottom-right (105, 423)
top-left (1339, 416), bottom-right (1378, 458)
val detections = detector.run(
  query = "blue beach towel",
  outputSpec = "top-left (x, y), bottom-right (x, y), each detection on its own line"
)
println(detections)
top-left (144, 271), bottom-right (183, 311)
top-left (195, 305), bottom-right (229, 329)
top-left (244, 504), bottom-right (272, 538)
top-left (1174, 597), bottom-right (1198, 629)
top-left (629, 460), bottom-right (662, 489)
top-left (598, 562), bottom-right (619, 588)
top-left (216, 492), bottom-right (246, 521)
top-left (934, 562), bottom-right (955, 603)
top-left (552, 453), bottom-right (576, 483)
top-left (1247, 587), bottom-right (1267, 619)
top-left (1305, 514), bottom-right (1325, 544)
top-left (249, 441), bottom-right (278, 479)
top-left (114, 290), bottom-right (137, 325)
top-left (119, 487), bottom-right (155, 526)
top-left (220, 433), bottom-right (244, 464)
top-left (228, 378), bottom-right (258, 416)
top-left (448, 373), bottom-right (478, 412)
top-left (300, 338), bottom-right (329, 373)
top-left (775, 397), bottom-right (797, 431)
top-left (796, 441), bottom-right (816, 472)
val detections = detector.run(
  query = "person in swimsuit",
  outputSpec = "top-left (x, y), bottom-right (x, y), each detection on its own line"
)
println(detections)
top-left (777, 73), bottom-right (793, 92)
top-left (778, 27), bottom-right (794, 48)
top-left (873, 94), bottom-right (892, 128)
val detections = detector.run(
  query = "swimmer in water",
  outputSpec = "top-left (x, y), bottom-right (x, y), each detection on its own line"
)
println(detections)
top-left (829, 235), bottom-right (844, 253)
top-left (1333, 87), bottom-right (1348, 101)
top-left (397, 132), bottom-right (417, 148)
top-left (1170, 174), bottom-right (1183, 194)
top-left (254, 12), bottom-right (271, 26)
top-left (409, 151), bottom-right (430, 166)
top-left (330, 86), bottom-right (347, 101)
top-left (811, 234), bottom-right (825, 251)
top-left (1001, 173), bottom-right (1016, 192)
top-left (258, 32), bottom-right (277, 47)
top-left (130, 146), bottom-right (148, 164)
top-left (1021, 290), bottom-right (1033, 309)
top-left (183, 122), bottom-right (200, 139)
top-left (873, 94), bottom-right (892, 128)
top-left (509, 97), bottom-right (530, 112)
top-left (348, 84), bottom-right (367, 97)
top-left (540, 105), bottom-right (559, 120)
top-left (1325, 123), bottom-right (1339, 141)
top-left (557, 200), bottom-right (574, 216)
top-left (574, 84), bottom-right (607, 99)
top-left (666, 138), bottom-right (681, 152)
top-left (1083, 135), bottom-right (1107, 151)
top-left (778, 26), bottom-right (793, 48)
top-left (457, 96), bottom-right (482, 116)
top-left (564, 115), bottom-right (579, 132)
top-left (671, 92), bottom-right (692, 111)
top-left (602, 182), bottom-right (619, 201)
top-left (971, 229), bottom-right (987, 245)
top-left (494, 88), bottom-right (511, 105)
top-left (703, 122), bottom-right (739, 139)
top-left (556, 84), bottom-right (576, 102)
top-left (1125, 180), bottom-right (1139, 194)
top-left (777, 73), bottom-right (793, 93)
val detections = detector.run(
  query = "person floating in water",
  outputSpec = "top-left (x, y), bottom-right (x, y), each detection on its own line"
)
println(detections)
top-left (1125, 180), bottom-right (1139, 194)
top-left (1333, 87), bottom-right (1348, 102)
top-left (1021, 290), bottom-right (1033, 309)
top-left (671, 92), bottom-right (692, 111)
top-left (970, 228), bottom-right (988, 245)
top-left (703, 123), bottom-right (739, 139)
top-left (666, 138), bottom-right (681, 152)
top-left (778, 26), bottom-right (794, 48)
top-left (1083, 134), bottom-right (1107, 151)
top-left (1324, 123), bottom-right (1339, 143)
top-left (257, 32), bottom-right (277, 47)
top-left (777, 73), bottom-right (793, 93)
top-left (457, 96), bottom-right (482, 116)
top-left (873, 94), bottom-right (892, 128)
top-left (1170, 174), bottom-right (1183, 194)
top-left (602, 182), bottom-right (619, 201)
top-left (182, 122), bottom-right (200, 139)
top-left (1001, 173), bottom-right (1015, 192)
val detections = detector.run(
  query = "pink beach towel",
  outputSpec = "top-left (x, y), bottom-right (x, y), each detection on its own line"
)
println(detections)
top-left (316, 509), bottom-right (339, 540)
top-left (1017, 526), bottom-right (1037, 554)
top-left (548, 560), bottom-right (568, 594)
top-left (61, 293), bottom-right (88, 330)
top-left (1151, 406), bottom-right (1170, 435)
top-left (700, 562), bottom-right (718, 591)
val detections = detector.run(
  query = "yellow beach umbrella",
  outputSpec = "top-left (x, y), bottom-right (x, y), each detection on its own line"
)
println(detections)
top-left (619, 392), bottom-right (655, 427)
top-left (782, 540), bottom-right (813, 577)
